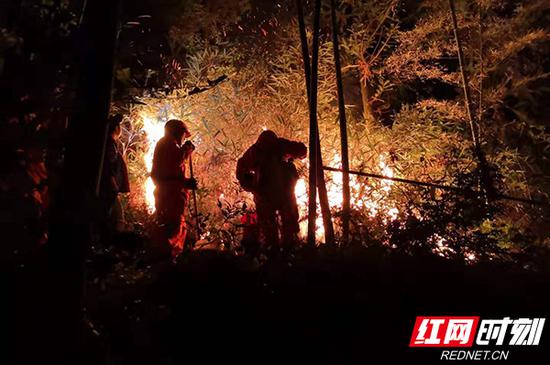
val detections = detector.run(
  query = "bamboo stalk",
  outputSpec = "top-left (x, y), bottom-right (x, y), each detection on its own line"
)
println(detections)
top-left (449, 0), bottom-right (495, 201)
top-left (449, 0), bottom-right (479, 150)
top-left (478, 4), bottom-right (484, 132)
top-left (297, 0), bottom-right (335, 246)
top-left (315, 121), bottom-right (336, 245)
top-left (330, 0), bottom-right (351, 245)
top-left (296, 0), bottom-right (317, 246)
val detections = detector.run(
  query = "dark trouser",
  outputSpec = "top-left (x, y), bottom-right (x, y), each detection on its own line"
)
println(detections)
top-left (255, 192), bottom-right (300, 250)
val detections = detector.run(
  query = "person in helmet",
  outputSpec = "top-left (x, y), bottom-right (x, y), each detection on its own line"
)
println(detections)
top-left (236, 130), bottom-right (307, 252)
top-left (151, 119), bottom-right (197, 257)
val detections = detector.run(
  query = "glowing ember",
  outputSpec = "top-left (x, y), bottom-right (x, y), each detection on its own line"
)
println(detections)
top-left (431, 234), bottom-right (454, 257)
top-left (430, 234), bottom-right (478, 263)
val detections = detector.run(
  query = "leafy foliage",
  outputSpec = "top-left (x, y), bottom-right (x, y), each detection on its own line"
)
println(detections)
top-left (114, 0), bottom-right (549, 263)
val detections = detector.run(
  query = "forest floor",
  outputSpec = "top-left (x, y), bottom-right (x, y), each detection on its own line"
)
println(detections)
top-left (9, 232), bottom-right (550, 364)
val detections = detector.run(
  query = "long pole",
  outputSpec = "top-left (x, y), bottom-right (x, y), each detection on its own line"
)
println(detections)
top-left (297, 0), bottom-right (335, 246)
top-left (189, 155), bottom-right (200, 242)
top-left (449, 0), bottom-right (479, 150)
top-left (478, 5), bottom-right (484, 127)
top-left (323, 166), bottom-right (545, 206)
top-left (449, 0), bottom-right (494, 200)
top-left (330, 0), bottom-right (351, 245)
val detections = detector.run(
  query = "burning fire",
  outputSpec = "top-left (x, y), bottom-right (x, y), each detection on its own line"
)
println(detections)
top-left (138, 111), bottom-right (399, 242)
top-left (141, 115), bottom-right (167, 213)
top-left (134, 116), bottom-right (477, 261)
top-left (294, 154), bottom-right (399, 240)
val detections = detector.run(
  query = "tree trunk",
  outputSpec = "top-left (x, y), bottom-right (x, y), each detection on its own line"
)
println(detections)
top-left (45, 0), bottom-right (120, 362)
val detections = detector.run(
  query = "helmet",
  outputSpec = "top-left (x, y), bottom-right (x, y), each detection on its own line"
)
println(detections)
top-left (165, 119), bottom-right (191, 138)
top-left (256, 130), bottom-right (278, 147)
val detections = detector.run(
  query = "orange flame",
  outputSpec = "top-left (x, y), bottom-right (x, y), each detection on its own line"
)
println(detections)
top-left (294, 154), bottom-right (399, 241)
top-left (139, 111), bottom-right (399, 241)
top-left (141, 115), bottom-right (166, 213)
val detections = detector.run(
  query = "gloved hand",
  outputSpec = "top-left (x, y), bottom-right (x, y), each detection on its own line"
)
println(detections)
top-left (182, 140), bottom-right (195, 153)
top-left (184, 177), bottom-right (198, 190)
top-left (239, 172), bottom-right (257, 192)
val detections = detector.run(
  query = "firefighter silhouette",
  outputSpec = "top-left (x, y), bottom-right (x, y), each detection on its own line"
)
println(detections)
top-left (151, 119), bottom-right (197, 257)
top-left (236, 130), bottom-right (307, 251)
